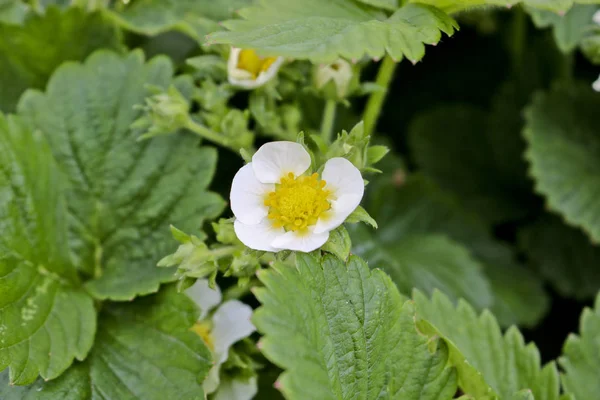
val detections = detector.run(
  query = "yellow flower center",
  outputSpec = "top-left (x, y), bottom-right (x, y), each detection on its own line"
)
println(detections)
top-left (237, 49), bottom-right (278, 79)
top-left (264, 172), bottom-right (332, 232)
top-left (191, 321), bottom-right (215, 352)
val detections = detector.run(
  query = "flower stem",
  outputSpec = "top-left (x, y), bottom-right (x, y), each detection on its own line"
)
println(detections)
top-left (185, 118), bottom-right (232, 149)
top-left (363, 55), bottom-right (398, 138)
top-left (320, 99), bottom-right (337, 143)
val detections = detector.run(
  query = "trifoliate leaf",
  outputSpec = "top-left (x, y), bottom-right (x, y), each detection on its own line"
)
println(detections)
top-left (18, 50), bottom-right (225, 301)
top-left (352, 226), bottom-right (493, 310)
top-left (409, 104), bottom-right (533, 224)
top-left (560, 293), bottom-right (600, 400)
top-left (519, 215), bottom-right (600, 299)
top-left (523, 83), bottom-right (600, 243)
top-left (353, 174), bottom-right (548, 326)
top-left (105, 0), bottom-right (250, 40)
top-left (0, 6), bottom-right (121, 112)
top-left (320, 226), bottom-right (351, 260)
top-left (0, 114), bottom-right (96, 385)
top-left (414, 290), bottom-right (561, 400)
top-left (209, 0), bottom-right (458, 63)
top-left (411, 0), bottom-right (595, 14)
top-left (253, 253), bottom-right (458, 400)
top-left (0, 287), bottom-right (212, 399)
top-left (526, 5), bottom-right (597, 53)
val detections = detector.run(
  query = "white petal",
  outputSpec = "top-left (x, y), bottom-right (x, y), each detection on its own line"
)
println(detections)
top-left (252, 141), bottom-right (311, 183)
top-left (214, 377), bottom-right (258, 400)
top-left (185, 279), bottom-right (222, 320)
top-left (212, 300), bottom-right (256, 364)
top-left (314, 157), bottom-right (364, 234)
top-left (593, 74), bottom-right (600, 92)
top-left (234, 219), bottom-right (285, 252)
top-left (203, 364), bottom-right (221, 394)
top-left (230, 163), bottom-right (274, 225)
top-left (271, 229), bottom-right (329, 252)
top-left (255, 57), bottom-right (284, 86)
top-left (594, 10), bottom-right (600, 25)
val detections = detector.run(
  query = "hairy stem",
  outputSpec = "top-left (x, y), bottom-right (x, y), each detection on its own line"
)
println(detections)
top-left (363, 55), bottom-right (398, 138)
top-left (186, 119), bottom-right (231, 149)
top-left (320, 99), bottom-right (337, 143)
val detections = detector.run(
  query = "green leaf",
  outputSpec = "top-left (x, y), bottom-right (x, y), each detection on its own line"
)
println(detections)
top-left (18, 50), bottom-right (225, 301)
top-left (355, 0), bottom-right (399, 10)
top-left (409, 104), bottom-right (532, 224)
top-left (321, 226), bottom-right (351, 260)
top-left (354, 174), bottom-right (548, 326)
top-left (209, 0), bottom-right (458, 63)
top-left (519, 215), bottom-right (600, 299)
top-left (0, 287), bottom-right (212, 399)
top-left (0, 6), bottom-right (121, 112)
top-left (527, 5), bottom-right (597, 53)
top-left (411, 0), bottom-right (595, 15)
top-left (344, 205), bottom-right (378, 228)
top-left (352, 227), bottom-right (493, 310)
top-left (523, 83), bottom-right (600, 243)
top-left (560, 293), bottom-right (600, 400)
top-left (0, 0), bottom-right (28, 24)
top-left (254, 253), bottom-right (458, 400)
top-left (414, 290), bottom-right (561, 400)
top-left (105, 0), bottom-right (250, 40)
top-left (0, 114), bottom-right (96, 385)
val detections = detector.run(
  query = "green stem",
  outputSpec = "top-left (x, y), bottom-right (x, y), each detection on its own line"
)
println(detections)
top-left (363, 55), bottom-right (398, 138)
top-left (509, 6), bottom-right (526, 79)
top-left (186, 119), bottom-right (232, 149)
top-left (209, 246), bottom-right (239, 258)
top-left (320, 100), bottom-right (337, 143)
top-left (558, 52), bottom-right (574, 82)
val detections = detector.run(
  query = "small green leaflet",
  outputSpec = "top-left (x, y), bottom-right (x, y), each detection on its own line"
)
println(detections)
top-left (321, 225), bottom-right (352, 260)
top-left (519, 215), bottom-right (600, 299)
top-left (0, 114), bottom-right (96, 385)
top-left (17, 50), bottom-right (225, 301)
top-left (414, 290), bottom-right (561, 400)
top-left (0, 6), bottom-right (121, 112)
top-left (254, 253), bottom-right (458, 400)
top-left (560, 292), bottom-right (600, 400)
top-left (209, 0), bottom-right (458, 63)
top-left (523, 83), bottom-right (600, 244)
top-left (0, 287), bottom-right (212, 399)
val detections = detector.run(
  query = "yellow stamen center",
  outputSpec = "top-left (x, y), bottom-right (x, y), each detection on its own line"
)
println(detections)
top-left (191, 321), bottom-right (215, 352)
top-left (237, 49), bottom-right (278, 79)
top-left (264, 172), bottom-right (331, 232)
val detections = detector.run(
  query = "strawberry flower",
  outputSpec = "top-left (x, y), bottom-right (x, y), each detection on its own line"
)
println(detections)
top-left (230, 141), bottom-right (364, 252)
top-left (228, 48), bottom-right (284, 89)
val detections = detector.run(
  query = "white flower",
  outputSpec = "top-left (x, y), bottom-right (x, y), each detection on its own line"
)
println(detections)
top-left (228, 48), bottom-right (284, 89)
top-left (593, 10), bottom-right (600, 25)
top-left (594, 74), bottom-right (600, 92)
top-left (315, 59), bottom-right (354, 98)
top-left (186, 280), bottom-right (257, 399)
top-left (230, 141), bottom-right (364, 253)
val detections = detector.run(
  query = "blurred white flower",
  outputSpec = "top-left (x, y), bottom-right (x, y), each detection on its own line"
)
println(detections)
top-left (593, 75), bottom-right (600, 92)
top-left (230, 141), bottom-right (364, 252)
top-left (186, 280), bottom-right (257, 400)
top-left (228, 48), bottom-right (284, 89)
top-left (593, 9), bottom-right (600, 25)
top-left (315, 59), bottom-right (354, 98)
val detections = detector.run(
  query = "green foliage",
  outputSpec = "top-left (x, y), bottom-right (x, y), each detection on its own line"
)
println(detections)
top-left (320, 226), bottom-right (352, 260)
top-left (414, 0), bottom-right (598, 14)
top-left (524, 83), bottom-right (600, 243)
top-left (253, 253), bottom-right (458, 400)
top-left (17, 50), bottom-right (225, 300)
top-left (0, 6), bottom-right (121, 111)
top-left (414, 290), bottom-right (560, 400)
top-left (0, 114), bottom-right (96, 385)
top-left (560, 293), bottom-right (600, 400)
top-left (209, 0), bottom-right (458, 63)
top-left (0, 287), bottom-right (212, 399)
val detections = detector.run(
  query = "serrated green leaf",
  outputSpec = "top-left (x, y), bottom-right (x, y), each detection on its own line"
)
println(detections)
top-left (414, 290), bottom-right (561, 400)
top-left (0, 114), bottom-right (96, 385)
top-left (354, 174), bottom-right (548, 326)
top-left (519, 215), bottom-right (600, 299)
top-left (104, 0), bottom-right (250, 40)
top-left (321, 225), bottom-right (351, 260)
top-left (17, 50), bottom-right (225, 301)
top-left (254, 253), bottom-right (457, 400)
top-left (209, 0), bottom-right (458, 63)
top-left (559, 293), bottom-right (600, 400)
top-left (409, 104), bottom-right (532, 224)
top-left (527, 5), bottom-right (597, 52)
top-left (523, 83), bottom-right (600, 243)
top-left (345, 205), bottom-right (378, 228)
top-left (0, 6), bottom-right (121, 112)
top-left (0, 287), bottom-right (212, 399)
top-left (356, 0), bottom-right (399, 10)
top-left (411, 0), bottom-right (595, 14)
